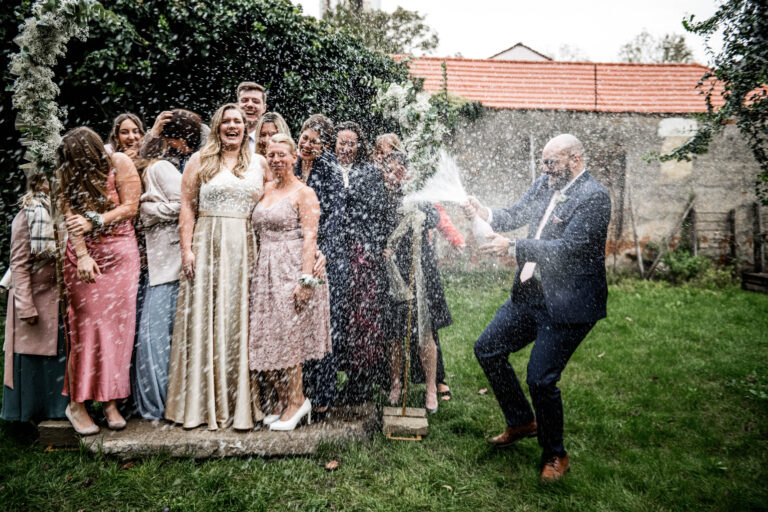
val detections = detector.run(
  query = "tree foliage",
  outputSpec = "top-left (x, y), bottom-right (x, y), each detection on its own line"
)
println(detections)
top-left (556, 44), bottom-right (590, 62)
top-left (618, 30), bottom-right (694, 63)
top-left (663, 0), bottom-right (768, 202)
top-left (322, 0), bottom-right (439, 55)
top-left (0, 0), bottom-right (409, 268)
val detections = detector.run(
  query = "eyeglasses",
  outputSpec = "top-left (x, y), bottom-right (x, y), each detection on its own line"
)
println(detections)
top-left (537, 155), bottom-right (575, 169)
top-left (300, 135), bottom-right (322, 146)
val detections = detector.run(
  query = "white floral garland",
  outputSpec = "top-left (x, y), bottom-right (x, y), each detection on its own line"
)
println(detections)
top-left (10, 0), bottom-right (103, 176)
top-left (374, 80), bottom-right (447, 192)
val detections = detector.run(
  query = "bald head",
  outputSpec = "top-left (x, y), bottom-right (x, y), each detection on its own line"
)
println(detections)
top-left (543, 134), bottom-right (584, 158)
top-left (540, 134), bottom-right (586, 189)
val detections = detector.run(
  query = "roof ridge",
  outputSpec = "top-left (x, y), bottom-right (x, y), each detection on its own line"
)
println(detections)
top-left (397, 54), bottom-right (710, 70)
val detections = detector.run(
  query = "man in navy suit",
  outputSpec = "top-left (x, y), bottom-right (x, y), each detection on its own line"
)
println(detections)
top-left (464, 134), bottom-right (611, 483)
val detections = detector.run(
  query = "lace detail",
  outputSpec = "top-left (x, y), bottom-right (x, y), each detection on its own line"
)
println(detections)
top-left (198, 159), bottom-right (263, 215)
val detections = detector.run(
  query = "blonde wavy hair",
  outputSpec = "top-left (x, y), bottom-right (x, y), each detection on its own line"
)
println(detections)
top-left (269, 133), bottom-right (297, 155)
top-left (198, 104), bottom-right (251, 183)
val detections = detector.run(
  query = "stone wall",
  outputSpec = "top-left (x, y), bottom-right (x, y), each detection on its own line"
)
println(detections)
top-left (433, 109), bottom-right (765, 273)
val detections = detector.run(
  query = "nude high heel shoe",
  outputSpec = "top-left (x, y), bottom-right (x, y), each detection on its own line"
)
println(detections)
top-left (106, 415), bottom-right (127, 430)
top-left (269, 398), bottom-right (311, 431)
top-left (65, 404), bottom-right (100, 436)
top-left (103, 404), bottom-right (127, 430)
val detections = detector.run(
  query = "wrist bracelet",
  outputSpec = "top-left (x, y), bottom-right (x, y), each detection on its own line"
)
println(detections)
top-left (84, 211), bottom-right (104, 230)
top-left (299, 274), bottom-right (325, 287)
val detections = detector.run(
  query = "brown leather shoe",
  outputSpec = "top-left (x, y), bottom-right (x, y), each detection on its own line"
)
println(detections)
top-left (487, 421), bottom-right (537, 449)
top-left (540, 453), bottom-right (570, 484)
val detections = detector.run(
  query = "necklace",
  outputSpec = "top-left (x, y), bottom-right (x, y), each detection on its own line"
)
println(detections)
top-left (301, 161), bottom-right (312, 183)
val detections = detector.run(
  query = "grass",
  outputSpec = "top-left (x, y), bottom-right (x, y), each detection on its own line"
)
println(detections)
top-left (1, 272), bottom-right (767, 511)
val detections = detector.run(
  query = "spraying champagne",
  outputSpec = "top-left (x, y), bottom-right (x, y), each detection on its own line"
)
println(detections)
top-left (403, 150), bottom-right (495, 244)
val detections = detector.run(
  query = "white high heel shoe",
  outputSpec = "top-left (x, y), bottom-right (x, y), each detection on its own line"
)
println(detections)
top-left (263, 414), bottom-right (281, 425)
top-left (269, 398), bottom-right (311, 431)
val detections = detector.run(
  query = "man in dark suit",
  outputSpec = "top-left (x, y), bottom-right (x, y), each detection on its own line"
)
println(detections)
top-left (464, 134), bottom-right (611, 483)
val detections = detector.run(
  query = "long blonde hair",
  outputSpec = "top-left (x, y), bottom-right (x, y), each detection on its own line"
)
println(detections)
top-left (375, 133), bottom-right (405, 153)
top-left (198, 104), bottom-right (251, 183)
top-left (255, 112), bottom-right (291, 156)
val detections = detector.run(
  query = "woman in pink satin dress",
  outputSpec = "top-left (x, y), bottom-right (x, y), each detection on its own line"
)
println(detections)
top-left (57, 127), bottom-right (141, 435)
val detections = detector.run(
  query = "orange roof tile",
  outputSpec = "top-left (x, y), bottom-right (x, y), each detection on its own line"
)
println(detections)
top-left (398, 56), bottom-right (725, 113)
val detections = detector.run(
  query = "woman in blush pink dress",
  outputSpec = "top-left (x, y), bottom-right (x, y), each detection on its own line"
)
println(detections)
top-left (249, 134), bottom-right (331, 431)
top-left (57, 127), bottom-right (141, 435)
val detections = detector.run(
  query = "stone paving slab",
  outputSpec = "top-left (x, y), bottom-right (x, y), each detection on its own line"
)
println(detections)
top-left (39, 404), bottom-right (380, 459)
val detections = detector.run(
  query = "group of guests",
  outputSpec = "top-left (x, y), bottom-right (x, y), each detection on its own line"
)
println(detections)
top-left (1, 81), bottom-right (462, 434)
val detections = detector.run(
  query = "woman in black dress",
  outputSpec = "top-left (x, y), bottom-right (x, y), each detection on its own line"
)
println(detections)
top-left (294, 114), bottom-right (348, 416)
top-left (381, 151), bottom-right (452, 413)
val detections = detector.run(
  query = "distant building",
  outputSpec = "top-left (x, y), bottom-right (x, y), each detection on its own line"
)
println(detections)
top-left (489, 43), bottom-right (552, 61)
top-left (400, 55), bottom-right (764, 273)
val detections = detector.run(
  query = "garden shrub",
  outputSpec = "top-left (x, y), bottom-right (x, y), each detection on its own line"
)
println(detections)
top-left (0, 0), bottom-right (410, 268)
top-left (658, 249), bottom-right (735, 288)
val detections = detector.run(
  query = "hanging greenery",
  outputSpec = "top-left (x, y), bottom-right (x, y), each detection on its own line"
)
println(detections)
top-left (374, 76), bottom-right (483, 192)
top-left (10, 0), bottom-right (132, 176)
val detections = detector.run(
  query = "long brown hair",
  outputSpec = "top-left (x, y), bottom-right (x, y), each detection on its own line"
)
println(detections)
top-left (107, 113), bottom-right (145, 152)
top-left (56, 127), bottom-right (115, 214)
top-left (335, 121), bottom-right (370, 165)
top-left (18, 174), bottom-right (50, 208)
top-left (198, 104), bottom-right (251, 183)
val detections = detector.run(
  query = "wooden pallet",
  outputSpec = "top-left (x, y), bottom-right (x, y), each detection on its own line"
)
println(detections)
top-left (742, 272), bottom-right (768, 294)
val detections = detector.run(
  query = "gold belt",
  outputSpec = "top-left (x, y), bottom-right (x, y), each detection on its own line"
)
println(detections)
top-left (198, 210), bottom-right (250, 219)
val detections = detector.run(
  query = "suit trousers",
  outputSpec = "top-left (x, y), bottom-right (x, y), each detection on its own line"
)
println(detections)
top-left (474, 280), bottom-right (594, 457)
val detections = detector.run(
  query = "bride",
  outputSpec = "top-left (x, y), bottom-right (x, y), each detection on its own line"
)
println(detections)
top-left (164, 104), bottom-right (267, 430)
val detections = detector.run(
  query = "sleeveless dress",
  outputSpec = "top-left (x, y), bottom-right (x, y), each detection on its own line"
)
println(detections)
top-left (248, 193), bottom-right (331, 371)
top-left (62, 169), bottom-right (140, 403)
top-left (165, 160), bottom-right (264, 430)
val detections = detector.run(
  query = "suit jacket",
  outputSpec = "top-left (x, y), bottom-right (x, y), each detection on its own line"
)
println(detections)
top-left (140, 159), bottom-right (182, 286)
top-left (491, 171), bottom-right (611, 324)
top-left (3, 210), bottom-right (60, 388)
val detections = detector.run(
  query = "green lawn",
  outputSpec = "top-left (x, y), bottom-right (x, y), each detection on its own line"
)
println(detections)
top-left (1, 273), bottom-right (767, 511)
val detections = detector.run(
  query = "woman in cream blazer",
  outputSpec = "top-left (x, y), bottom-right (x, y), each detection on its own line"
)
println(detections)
top-left (132, 155), bottom-right (182, 419)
